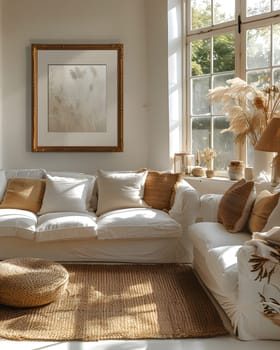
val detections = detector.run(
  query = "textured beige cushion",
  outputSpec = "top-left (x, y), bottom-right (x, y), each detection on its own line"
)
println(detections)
top-left (0, 257), bottom-right (69, 307)
top-left (217, 179), bottom-right (255, 233)
top-left (248, 190), bottom-right (280, 233)
top-left (0, 178), bottom-right (46, 213)
top-left (96, 170), bottom-right (148, 216)
top-left (264, 196), bottom-right (280, 231)
top-left (143, 172), bottom-right (182, 211)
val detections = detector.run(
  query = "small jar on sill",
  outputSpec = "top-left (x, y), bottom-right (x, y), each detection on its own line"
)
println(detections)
top-left (227, 160), bottom-right (244, 181)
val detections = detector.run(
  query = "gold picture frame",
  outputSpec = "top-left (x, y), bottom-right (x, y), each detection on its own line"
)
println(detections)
top-left (32, 43), bottom-right (123, 152)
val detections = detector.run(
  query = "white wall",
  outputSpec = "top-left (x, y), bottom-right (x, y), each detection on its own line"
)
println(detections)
top-left (168, 0), bottom-right (184, 157)
top-left (146, 0), bottom-right (170, 170)
top-left (0, 0), bottom-right (3, 167)
top-left (0, 0), bottom-right (170, 174)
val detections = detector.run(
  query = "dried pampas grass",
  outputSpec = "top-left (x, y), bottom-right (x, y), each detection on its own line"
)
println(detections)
top-left (208, 77), bottom-right (280, 146)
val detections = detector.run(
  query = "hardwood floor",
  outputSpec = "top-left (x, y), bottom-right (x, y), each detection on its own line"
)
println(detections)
top-left (0, 337), bottom-right (279, 350)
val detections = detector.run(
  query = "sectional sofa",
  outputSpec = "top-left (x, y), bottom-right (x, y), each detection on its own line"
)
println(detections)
top-left (1, 167), bottom-right (279, 340)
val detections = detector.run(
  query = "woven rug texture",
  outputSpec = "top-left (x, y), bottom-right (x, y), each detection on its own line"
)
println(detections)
top-left (0, 264), bottom-right (227, 341)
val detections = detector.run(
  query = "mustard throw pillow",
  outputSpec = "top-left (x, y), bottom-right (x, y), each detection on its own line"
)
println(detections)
top-left (248, 190), bottom-right (280, 233)
top-left (0, 178), bottom-right (46, 213)
top-left (143, 172), bottom-right (182, 211)
top-left (217, 179), bottom-right (255, 233)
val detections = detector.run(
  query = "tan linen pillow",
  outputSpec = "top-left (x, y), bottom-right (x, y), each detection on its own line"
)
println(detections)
top-left (217, 179), bottom-right (255, 233)
top-left (248, 190), bottom-right (280, 233)
top-left (0, 178), bottom-right (46, 213)
top-left (96, 170), bottom-right (149, 216)
top-left (143, 172), bottom-right (182, 211)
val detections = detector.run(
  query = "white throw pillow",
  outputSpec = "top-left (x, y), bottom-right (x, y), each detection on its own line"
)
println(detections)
top-left (39, 175), bottom-right (89, 214)
top-left (46, 171), bottom-right (96, 210)
top-left (96, 169), bottom-right (149, 216)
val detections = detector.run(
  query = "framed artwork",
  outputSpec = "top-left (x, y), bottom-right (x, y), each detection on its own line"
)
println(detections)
top-left (32, 43), bottom-right (123, 152)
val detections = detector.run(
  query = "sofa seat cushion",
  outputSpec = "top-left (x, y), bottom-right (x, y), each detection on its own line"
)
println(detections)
top-left (0, 209), bottom-right (37, 240)
top-left (36, 212), bottom-right (97, 242)
top-left (189, 222), bottom-right (249, 255)
top-left (97, 208), bottom-right (182, 240)
top-left (207, 245), bottom-right (242, 294)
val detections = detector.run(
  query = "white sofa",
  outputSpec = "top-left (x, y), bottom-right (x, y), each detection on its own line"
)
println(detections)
top-left (0, 168), bottom-right (199, 263)
top-left (188, 181), bottom-right (280, 340)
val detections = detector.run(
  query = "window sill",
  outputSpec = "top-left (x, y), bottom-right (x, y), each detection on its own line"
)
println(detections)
top-left (184, 175), bottom-right (235, 195)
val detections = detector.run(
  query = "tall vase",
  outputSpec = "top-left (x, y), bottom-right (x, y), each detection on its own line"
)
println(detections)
top-left (253, 150), bottom-right (273, 179)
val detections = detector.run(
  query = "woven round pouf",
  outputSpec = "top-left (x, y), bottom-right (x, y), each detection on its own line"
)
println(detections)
top-left (0, 257), bottom-right (69, 308)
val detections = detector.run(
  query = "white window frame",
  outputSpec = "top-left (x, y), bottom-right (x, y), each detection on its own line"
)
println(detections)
top-left (184, 0), bottom-right (280, 171)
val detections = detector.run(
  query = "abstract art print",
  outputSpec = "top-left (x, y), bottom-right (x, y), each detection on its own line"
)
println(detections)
top-left (32, 44), bottom-right (123, 152)
top-left (48, 64), bottom-right (107, 133)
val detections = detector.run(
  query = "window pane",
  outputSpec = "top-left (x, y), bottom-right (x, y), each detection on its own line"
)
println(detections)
top-left (273, 24), bottom-right (280, 66)
top-left (212, 73), bottom-right (234, 114)
top-left (246, 0), bottom-right (270, 17)
top-left (191, 38), bottom-right (211, 76)
top-left (273, 68), bottom-right (280, 83)
top-left (213, 0), bottom-right (235, 24)
top-left (213, 73), bottom-right (235, 88)
top-left (213, 33), bottom-right (235, 73)
top-left (169, 52), bottom-right (178, 88)
top-left (213, 117), bottom-right (235, 170)
top-left (273, 0), bottom-right (280, 11)
top-left (191, 117), bottom-right (211, 158)
top-left (191, 0), bottom-right (211, 30)
top-left (191, 77), bottom-right (210, 115)
top-left (247, 69), bottom-right (270, 87)
top-left (168, 6), bottom-right (179, 40)
top-left (247, 26), bottom-right (270, 69)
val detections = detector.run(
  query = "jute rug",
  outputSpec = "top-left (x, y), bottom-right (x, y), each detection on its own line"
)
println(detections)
top-left (0, 264), bottom-right (227, 341)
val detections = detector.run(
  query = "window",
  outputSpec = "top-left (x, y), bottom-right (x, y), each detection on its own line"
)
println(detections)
top-left (186, 0), bottom-right (280, 171)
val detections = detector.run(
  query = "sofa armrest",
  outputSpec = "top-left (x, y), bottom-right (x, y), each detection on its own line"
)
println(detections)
top-left (169, 180), bottom-right (200, 230)
top-left (237, 242), bottom-right (280, 340)
top-left (198, 193), bottom-right (223, 222)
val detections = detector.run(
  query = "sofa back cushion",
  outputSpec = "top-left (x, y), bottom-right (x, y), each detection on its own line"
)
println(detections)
top-left (198, 193), bottom-right (223, 222)
top-left (217, 179), bottom-right (255, 232)
top-left (0, 178), bottom-right (46, 213)
top-left (143, 172), bottom-right (182, 211)
top-left (248, 190), bottom-right (280, 233)
top-left (96, 170), bottom-right (148, 216)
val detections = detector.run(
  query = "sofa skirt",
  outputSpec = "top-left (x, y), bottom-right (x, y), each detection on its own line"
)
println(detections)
top-left (0, 236), bottom-right (188, 263)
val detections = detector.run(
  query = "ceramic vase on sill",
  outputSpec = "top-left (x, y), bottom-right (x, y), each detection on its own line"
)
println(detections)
top-left (206, 169), bottom-right (214, 178)
top-left (253, 150), bottom-right (273, 179)
top-left (228, 160), bottom-right (244, 180)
